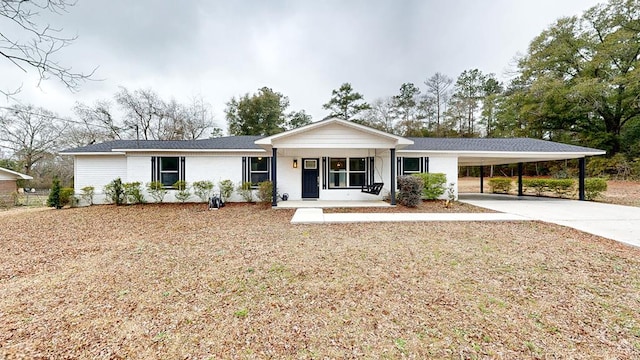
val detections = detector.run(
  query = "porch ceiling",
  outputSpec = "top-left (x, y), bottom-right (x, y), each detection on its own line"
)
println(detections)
top-left (457, 152), bottom-right (600, 166)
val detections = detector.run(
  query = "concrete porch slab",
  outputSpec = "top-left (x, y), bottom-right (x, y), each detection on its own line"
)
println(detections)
top-left (276, 200), bottom-right (392, 209)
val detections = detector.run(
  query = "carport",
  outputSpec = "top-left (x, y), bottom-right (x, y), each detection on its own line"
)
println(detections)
top-left (447, 138), bottom-right (607, 200)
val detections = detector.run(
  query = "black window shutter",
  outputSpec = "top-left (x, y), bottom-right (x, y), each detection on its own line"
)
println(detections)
top-left (397, 157), bottom-right (402, 177)
top-left (368, 157), bottom-right (375, 185)
top-left (424, 157), bottom-right (430, 173)
top-left (322, 157), bottom-right (327, 189)
top-left (267, 157), bottom-right (272, 181)
top-left (242, 157), bottom-right (247, 183)
top-left (151, 157), bottom-right (157, 182)
top-left (180, 157), bottom-right (186, 182)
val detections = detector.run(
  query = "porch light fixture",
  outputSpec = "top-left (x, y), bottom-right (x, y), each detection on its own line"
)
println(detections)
top-left (293, 159), bottom-right (298, 168)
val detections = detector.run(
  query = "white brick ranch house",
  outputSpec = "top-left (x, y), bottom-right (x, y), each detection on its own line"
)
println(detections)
top-left (60, 118), bottom-right (605, 205)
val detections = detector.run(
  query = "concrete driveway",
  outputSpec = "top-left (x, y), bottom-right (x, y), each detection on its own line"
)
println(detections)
top-left (460, 194), bottom-right (640, 248)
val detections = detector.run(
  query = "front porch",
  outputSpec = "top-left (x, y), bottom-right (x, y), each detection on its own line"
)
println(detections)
top-left (275, 200), bottom-right (392, 209)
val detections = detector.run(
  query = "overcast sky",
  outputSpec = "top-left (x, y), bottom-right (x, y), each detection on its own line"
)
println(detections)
top-left (2, 0), bottom-right (602, 131)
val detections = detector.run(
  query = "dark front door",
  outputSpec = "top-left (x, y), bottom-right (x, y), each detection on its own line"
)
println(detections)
top-left (301, 158), bottom-right (319, 198)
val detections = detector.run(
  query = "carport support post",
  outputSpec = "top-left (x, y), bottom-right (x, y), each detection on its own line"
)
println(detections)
top-left (271, 147), bottom-right (278, 207)
top-left (517, 162), bottom-right (523, 196)
top-left (579, 157), bottom-right (586, 201)
top-left (479, 165), bottom-right (484, 194)
top-left (390, 148), bottom-right (396, 205)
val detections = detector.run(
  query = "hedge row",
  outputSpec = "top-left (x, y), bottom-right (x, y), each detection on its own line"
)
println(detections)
top-left (488, 177), bottom-right (607, 200)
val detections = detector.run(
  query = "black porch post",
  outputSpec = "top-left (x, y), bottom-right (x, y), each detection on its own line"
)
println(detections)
top-left (517, 162), bottom-right (523, 196)
top-left (390, 148), bottom-right (396, 205)
top-left (578, 157), bottom-right (586, 201)
top-left (480, 165), bottom-right (484, 194)
top-left (271, 147), bottom-right (278, 207)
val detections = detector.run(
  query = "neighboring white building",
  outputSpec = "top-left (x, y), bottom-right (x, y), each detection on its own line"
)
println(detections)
top-left (60, 118), bottom-right (606, 205)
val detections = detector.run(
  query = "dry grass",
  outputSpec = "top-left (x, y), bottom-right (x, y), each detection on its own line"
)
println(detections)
top-left (1, 204), bottom-right (640, 359)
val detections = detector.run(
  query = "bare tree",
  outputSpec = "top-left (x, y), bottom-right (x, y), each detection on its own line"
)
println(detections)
top-left (363, 97), bottom-right (396, 134)
top-left (0, 0), bottom-right (94, 98)
top-left (115, 87), bottom-right (166, 140)
top-left (424, 73), bottom-right (453, 136)
top-left (0, 104), bottom-right (67, 174)
top-left (70, 100), bottom-right (124, 146)
top-left (115, 88), bottom-right (215, 140)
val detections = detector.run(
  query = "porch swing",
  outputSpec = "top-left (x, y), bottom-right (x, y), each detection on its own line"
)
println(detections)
top-left (361, 182), bottom-right (384, 195)
top-left (361, 153), bottom-right (384, 195)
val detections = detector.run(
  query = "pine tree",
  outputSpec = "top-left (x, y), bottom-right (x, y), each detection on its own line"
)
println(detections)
top-left (47, 177), bottom-right (62, 209)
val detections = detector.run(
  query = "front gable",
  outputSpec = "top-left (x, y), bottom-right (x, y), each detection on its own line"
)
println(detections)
top-left (255, 118), bottom-right (413, 149)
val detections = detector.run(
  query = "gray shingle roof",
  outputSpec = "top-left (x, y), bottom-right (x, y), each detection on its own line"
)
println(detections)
top-left (60, 136), bottom-right (604, 154)
top-left (60, 136), bottom-right (263, 153)
top-left (405, 137), bottom-right (603, 153)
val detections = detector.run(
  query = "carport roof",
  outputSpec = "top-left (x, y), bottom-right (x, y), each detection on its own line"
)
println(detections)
top-left (405, 137), bottom-right (603, 153)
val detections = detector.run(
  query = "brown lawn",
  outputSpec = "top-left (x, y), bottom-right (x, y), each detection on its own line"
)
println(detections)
top-left (1, 204), bottom-right (640, 359)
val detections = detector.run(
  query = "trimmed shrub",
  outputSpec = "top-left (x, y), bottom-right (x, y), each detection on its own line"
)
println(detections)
top-left (256, 181), bottom-right (273, 203)
top-left (488, 178), bottom-right (512, 194)
top-left (123, 182), bottom-right (145, 204)
top-left (104, 178), bottom-right (126, 205)
top-left (522, 178), bottom-right (549, 196)
top-left (173, 180), bottom-right (191, 202)
top-left (584, 178), bottom-right (607, 200)
top-left (412, 173), bottom-right (447, 200)
top-left (193, 180), bottom-right (214, 202)
top-left (522, 178), bottom-right (575, 198)
top-left (146, 181), bottom-right (168, 203)
top-left (237, 181), bottom-right (254, 202)
top-left (550, 179), bottom-right (575, 198)
top-left (60, 187), bottom-right (76, 207)
top-left (397, 175), bottom-right (424, 207)
top-left (80, 186), bottom-right (95, 205)
top-left (219, 179), bottom-right (234, 202)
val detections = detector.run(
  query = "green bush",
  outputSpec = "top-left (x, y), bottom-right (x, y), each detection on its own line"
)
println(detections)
top-left (549, 179), bottom-right (575, 198)
top-left (584, 178), bottom-right (607, 200)
top-left (256, 181), bottom-right (273, 203)
top-left (173, 180), bottom-right (191, 202)
top-left (60, 187), bottom-right (76, 207)
top-left (397, 175), bottom-right (424, 207)
top-left (123, 182), bottom-right (145, 204)
top-left (412, 173), bottom-right (446, 199)
top-left (237, 181), bottom-right (254, 202)
top-left (146, 181), bottom-right (168, 203)
top-left (218, 179), bottom-right (234, 202)
top-left (80, 186), bottom-right (95, 205)
top-left (522, 178), bottom-right (545, 196)
top-left (104, 178), bottom-right (126, 205)
top-left (488, 178), bottom-right (512, 194)
top-left (522, 178), bottom-right (575, 198)
top-left (193, 180), bottom-right (214, 202)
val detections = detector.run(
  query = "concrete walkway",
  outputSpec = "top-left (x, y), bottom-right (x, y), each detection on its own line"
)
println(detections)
top-left (459, 193), bottom-right (640, 247)
top-left (290, 208), bottom-right (527, 224)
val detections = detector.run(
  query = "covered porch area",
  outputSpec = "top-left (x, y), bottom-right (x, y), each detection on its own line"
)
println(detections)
top-left (459, 152), bottom-right (601, 201)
